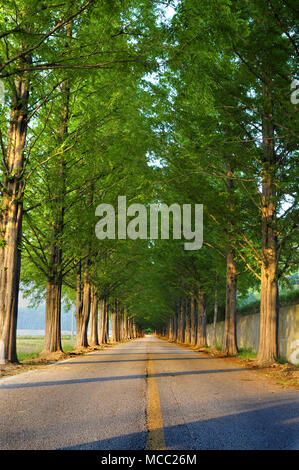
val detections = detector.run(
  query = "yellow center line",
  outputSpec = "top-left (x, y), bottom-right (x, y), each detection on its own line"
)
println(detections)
top-left (146, 343), bottom-right (166, 451)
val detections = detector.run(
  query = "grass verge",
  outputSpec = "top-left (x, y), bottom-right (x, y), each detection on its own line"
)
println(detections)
top-left (16, 335), bottom-right (76, 361)
top-left (0, 337), bottom-right (135, 380)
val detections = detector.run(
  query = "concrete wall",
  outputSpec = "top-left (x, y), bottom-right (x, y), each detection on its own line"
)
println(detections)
top-left (206, 303), bottom-right (299, 364)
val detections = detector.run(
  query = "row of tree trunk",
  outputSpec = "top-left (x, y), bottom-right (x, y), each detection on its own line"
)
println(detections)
top-left (160, 279), bottom-right (238, 356)
top-left (161, 292), bottom-right (208, 349)
top-left (74, 272), bottom-right (142, 351)
top-left (40, 256), bottom-right (142, 357)
top-left (110, 301), bottom-right (143, 342)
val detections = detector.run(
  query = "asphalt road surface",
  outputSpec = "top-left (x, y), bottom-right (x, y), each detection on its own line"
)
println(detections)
top-left (0, 335), bottom-right (298, 450)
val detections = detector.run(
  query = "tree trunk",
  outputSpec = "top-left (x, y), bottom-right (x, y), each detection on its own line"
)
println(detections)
top-left (123, 307), bottom-right (128, 340)
top-left (190, 296), bottom-right (197, 346)
top-left (178, 299), bottom-right (185, 343)
top-left (115, 301), bottom-right (120, 342)
top-left (98, 298), bottom-right (105, 344)
top-left (127, 316), bottom-right (131, 339)
top-left (43, 33), bottom-right (70, 354)
top-left (129, 317), bottom-right (134, 339)
top-left (0, 61), bottom-right (30, 364)
top-left (168, 316), bottom-right (174, 342)
top-left (0, 200), bottom-right (23, 363)
top-left (75, 261), bottom-right (82, 347)
top-left (110, 302), bottom-right (117, 342)
top-left (257, 79), bottom-right (278, 364)
top-left (89, 286), bottom-right (99, 346)
top-left (76, 271), bottom-right (91, 348)
top-left (196, 290), bottom-right (207, 348)
top-left (222, 248), bottom-right (238, 355)
top-left (104, 300), bottom-right (109, 342)
top-left (184, 297), bottom-right (191, 344)
top-left (222, 162), bottom-right (238, 356)
top-left (132, 321), bottom-right (137, 338)
top-left (172, 307), bottom-right (178, 342)
top-left (43, 281), bottom-right (62, 353)
top-left (211, 278), bottom-right (218, 350)
top-left (118, 306), bottom-right (124, 341)
top-left (43, 218), bottom-right (63, 353)
top-left (258, 263), bottom-right (278, 363)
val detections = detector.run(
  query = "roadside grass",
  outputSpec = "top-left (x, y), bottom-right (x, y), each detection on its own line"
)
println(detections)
top-left (275, 379), bottom-right (299, 387)
top-left (197, 344), bottom-right (257, 359)
top-left (276, 356), bottom-right (294, 365)
top-left (16, 335), bottom-right (76, 362)
top-left (206, 345), bottom-right (257, 359)
top-left (238, 348), bottom-right (257, 360)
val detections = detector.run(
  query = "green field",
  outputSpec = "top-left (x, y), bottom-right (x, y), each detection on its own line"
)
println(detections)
top-left (16, 336), bottom-right (76, 361)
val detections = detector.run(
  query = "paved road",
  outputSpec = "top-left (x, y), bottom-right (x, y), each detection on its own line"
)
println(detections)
top-left (0, 336), bottom-right (298, 450)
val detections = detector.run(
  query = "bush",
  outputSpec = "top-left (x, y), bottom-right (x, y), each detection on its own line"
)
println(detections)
top-left (237, 289), bottom-right (299, 317)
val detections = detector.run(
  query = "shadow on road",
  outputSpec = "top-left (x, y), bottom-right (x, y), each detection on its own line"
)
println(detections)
top-left (60, 400), bottom-right (299, 450)
top-left (52, 357), bottom-right (219, 366)
top-left (0, 368), bottom-right (245, 389)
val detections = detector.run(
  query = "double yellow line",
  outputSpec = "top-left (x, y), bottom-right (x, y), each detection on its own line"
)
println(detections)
top-left (146, 344), bottom-right (166, 450)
